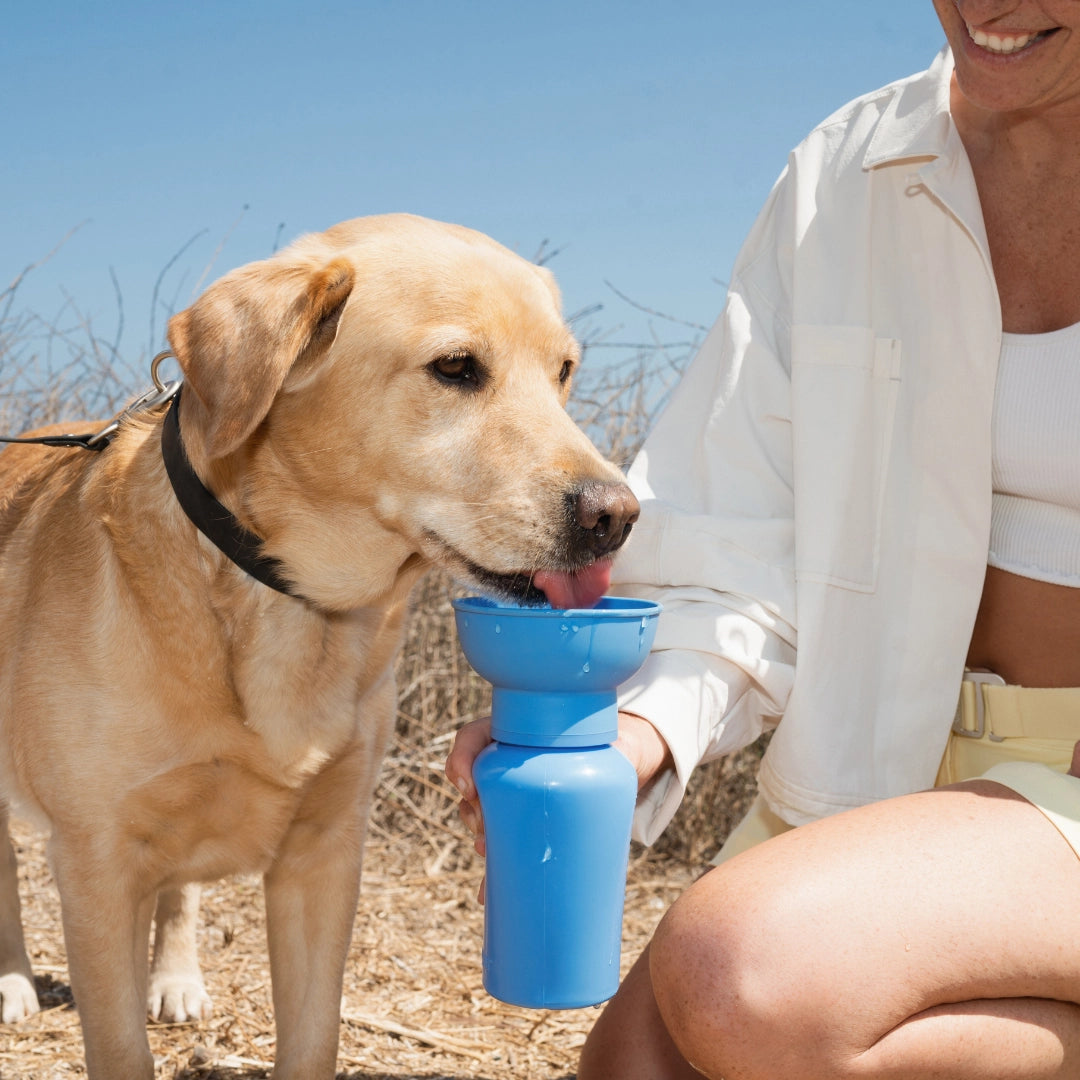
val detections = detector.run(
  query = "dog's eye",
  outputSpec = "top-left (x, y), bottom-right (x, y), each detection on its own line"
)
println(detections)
top-left (558, 359), bottom-right (574, 386)
top-left (430, 353), bottom-right (482, 389)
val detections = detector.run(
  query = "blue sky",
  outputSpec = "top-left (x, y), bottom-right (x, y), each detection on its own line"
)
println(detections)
top-left (3, 2), bottom-right (945, 372)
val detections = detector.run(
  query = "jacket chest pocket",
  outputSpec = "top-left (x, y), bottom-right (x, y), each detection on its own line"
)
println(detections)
top-left (791, 325), bottom-right (902, 591)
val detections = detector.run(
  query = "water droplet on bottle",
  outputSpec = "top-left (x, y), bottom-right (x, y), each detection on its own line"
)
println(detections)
top-left (571, 624), bottom-right (579, 633)
top-left (494, 624), bottom-right (501, 634)
top-left (560, 624), bottom-right (569, 633)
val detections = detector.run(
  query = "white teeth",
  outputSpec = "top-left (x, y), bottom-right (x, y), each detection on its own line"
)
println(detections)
top-left (967, 23), bottom-right (1042, 53)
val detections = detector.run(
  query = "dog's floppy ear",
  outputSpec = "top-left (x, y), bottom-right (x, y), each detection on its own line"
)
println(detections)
top-left (167, 255), bottom-right (355, 460)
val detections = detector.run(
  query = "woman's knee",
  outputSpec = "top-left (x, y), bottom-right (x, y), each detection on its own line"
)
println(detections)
top-left (579, 945), bottom-right (706, 1080)
top-left (648, 845), bottom-right (861, 1078)
top-left (648, 867), bottom-right (779, 1074)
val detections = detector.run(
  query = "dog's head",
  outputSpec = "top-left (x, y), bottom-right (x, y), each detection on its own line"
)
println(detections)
top-left (167, 214), bottom-right (637, 611)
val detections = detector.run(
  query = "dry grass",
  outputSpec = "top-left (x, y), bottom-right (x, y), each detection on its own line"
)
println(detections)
top-left (1, 239), bottom-right (138, 437)
top-left (3, 573), bottom-right (764, 1080)
top-left (5, 813), bottom-right (701, 1080)
top-left (1, 254), bottom-right (766, 1078)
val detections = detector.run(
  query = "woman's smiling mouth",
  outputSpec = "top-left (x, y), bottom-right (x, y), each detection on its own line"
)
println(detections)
top-left (966, 22), bottom-right (1056, 55)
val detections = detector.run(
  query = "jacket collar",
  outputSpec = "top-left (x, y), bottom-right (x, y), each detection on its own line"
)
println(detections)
top-left (860, 46), bottom-right (992, 265)
top-left (862, 46), bottom-right (957, 170)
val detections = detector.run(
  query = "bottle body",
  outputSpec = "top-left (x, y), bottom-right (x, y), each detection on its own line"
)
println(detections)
top-left (474, 739), bottom-right (638, 1009)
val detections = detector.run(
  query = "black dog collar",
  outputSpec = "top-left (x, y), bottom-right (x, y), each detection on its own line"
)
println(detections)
top-left (161, 387), bottom-right (303, 600)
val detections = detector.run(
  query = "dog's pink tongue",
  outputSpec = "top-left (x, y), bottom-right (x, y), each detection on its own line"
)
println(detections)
top-left (533, 560), bottom-right (612, 609)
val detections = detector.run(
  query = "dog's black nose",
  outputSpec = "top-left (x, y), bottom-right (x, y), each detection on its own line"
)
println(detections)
top-left (571, 480), bottom-right (640, 558)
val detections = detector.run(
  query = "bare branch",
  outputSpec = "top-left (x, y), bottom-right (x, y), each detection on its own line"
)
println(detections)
top-left (532, 238), bottom-right (567, 267)
top-left (603, 279), bottom-right (710, 332)
top-left (189, 203), bottom-right (250, 303)
top-left (148, 229), bottom-right (209, 354)
top-left (1, 221), bottom-right (90, 324)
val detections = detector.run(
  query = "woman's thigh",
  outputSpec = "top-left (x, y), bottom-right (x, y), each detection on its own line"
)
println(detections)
top-left (650, 781), bottom-right (1080, 1079)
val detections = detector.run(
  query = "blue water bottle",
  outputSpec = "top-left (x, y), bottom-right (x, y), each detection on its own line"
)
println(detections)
top-left (452, 595), bottom-right (661, 1009)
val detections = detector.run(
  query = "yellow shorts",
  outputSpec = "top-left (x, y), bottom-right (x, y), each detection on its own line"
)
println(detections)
top-left (712, 674), bottom-right (1080, 866)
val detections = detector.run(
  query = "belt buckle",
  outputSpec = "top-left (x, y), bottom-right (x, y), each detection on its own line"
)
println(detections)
top-left (952, 670), bottom-right (1007, 739)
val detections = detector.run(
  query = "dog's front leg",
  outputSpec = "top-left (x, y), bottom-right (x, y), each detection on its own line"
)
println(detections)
top-left (263, 747), bottom-right (376, 1080)
top-left (0, 803), bottom-right (39, 1023)
top-left (148, 883), bottom-right (213, 1022)
top-left (51, 836), bottom-right (157, 1080)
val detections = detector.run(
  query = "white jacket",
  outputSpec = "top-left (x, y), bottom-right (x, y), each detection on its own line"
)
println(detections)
top-left (613, 48), bottom-right (1004, 843)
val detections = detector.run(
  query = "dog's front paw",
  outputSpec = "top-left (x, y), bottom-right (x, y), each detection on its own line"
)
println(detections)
top-left (0, 972), bottom-right (41, 1023)
top-left (147, 973), bottom-right (213, 1023)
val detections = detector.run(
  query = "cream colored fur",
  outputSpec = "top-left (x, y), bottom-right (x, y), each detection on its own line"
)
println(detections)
top-left (0, 214), bottom-right (635, 1079)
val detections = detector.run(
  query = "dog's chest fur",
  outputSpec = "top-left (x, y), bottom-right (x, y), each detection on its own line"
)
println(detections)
top-left (219, 595), bottom-right (392, 777)
top-left (116, 598), bottom-right (401, 880)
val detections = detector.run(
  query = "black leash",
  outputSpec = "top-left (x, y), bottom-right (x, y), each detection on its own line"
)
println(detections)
top-left (0, 430), bottom-right (113, 451)
top-left (160, 385), bottom-right (304, 601)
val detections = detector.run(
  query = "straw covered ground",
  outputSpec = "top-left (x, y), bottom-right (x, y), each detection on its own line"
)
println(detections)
top-left (2, 573), bottom-right (767, 1080)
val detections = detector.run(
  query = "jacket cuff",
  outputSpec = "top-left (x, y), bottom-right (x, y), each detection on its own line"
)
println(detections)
top-left (619, 650), bottom-right (751, 845)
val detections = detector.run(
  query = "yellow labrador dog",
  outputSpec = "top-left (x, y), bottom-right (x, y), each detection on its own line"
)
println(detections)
top-left (0, 214), bottom-right (638, 1079)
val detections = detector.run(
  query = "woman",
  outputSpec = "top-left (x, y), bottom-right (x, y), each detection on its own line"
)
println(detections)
top-left (449, 2), bottom-right (1080, 1075)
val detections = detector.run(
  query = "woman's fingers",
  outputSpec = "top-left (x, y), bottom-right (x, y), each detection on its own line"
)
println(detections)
top-left (446, 716), bottom-right (492, 856)
top-left (444, 717), bottom-right (492, 903)
top-left (445, 715), bottom-right (492, 801)
top-left (459, 798), bottom-right (487, 854)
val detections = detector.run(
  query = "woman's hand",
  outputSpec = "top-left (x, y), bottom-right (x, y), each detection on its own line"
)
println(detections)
top-left (445, 716), bottom-right (493, 857)
top-left (445, 711), bottom-right (674, 860)
top-left (614, 711), bottom-right (675, 792)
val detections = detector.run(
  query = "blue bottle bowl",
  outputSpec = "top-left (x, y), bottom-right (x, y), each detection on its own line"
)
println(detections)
top-left (451, 596), bottom-right (661, 693)
top-left (452, 595), bottom-right (662, 748)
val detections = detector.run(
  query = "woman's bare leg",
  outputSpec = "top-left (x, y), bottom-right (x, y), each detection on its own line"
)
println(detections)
top-left (649, 781), bottom-right (1080, 1079)
top-left (578, 944), bottom-right (704, 1079)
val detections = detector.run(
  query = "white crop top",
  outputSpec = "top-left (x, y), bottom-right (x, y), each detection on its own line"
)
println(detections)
top-left (989, 320), bottom-right (1080, 587)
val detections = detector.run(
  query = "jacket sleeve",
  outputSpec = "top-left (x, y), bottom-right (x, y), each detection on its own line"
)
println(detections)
top-left (610, 169), bottom-right (800, 845)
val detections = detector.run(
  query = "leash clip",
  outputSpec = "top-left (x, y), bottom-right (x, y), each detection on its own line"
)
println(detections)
top-left (85, 351), bottom-right (182, 448)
